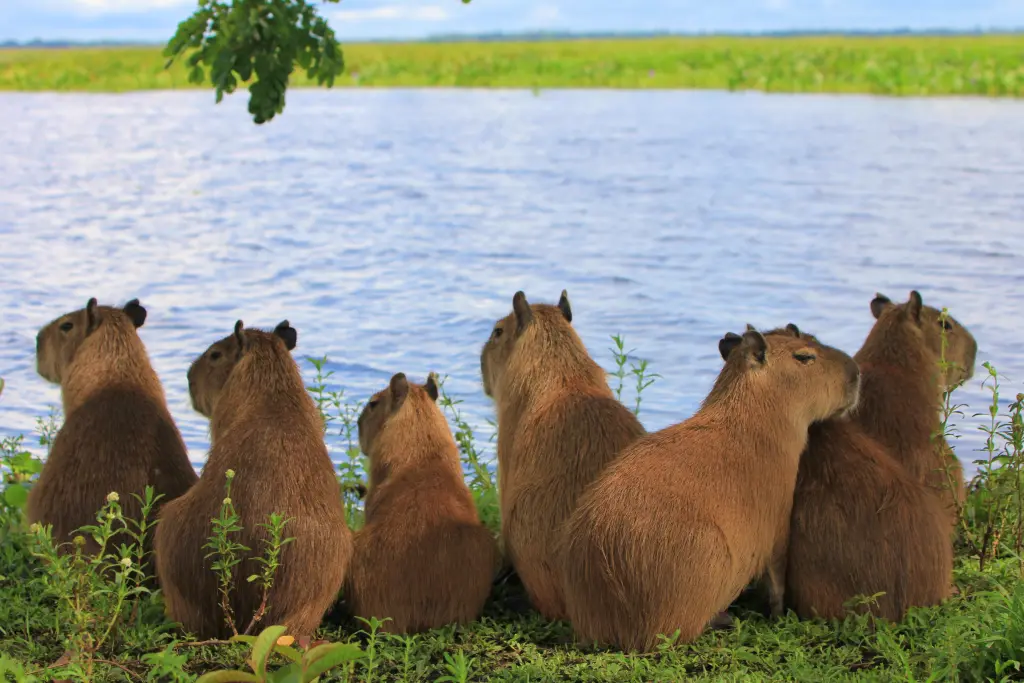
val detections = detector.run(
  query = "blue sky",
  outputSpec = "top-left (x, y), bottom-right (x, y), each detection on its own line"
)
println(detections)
top-left (2, 0), bottom-right (1023, 43)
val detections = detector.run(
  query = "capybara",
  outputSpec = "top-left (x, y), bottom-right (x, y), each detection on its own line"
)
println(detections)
top-left (853, 291), bottom-right (978, 520)
top-left (749, 325), bottom-right (953, 622)
top-left (560, 327), bottom-right (861, 652)
top-left (345, 372), bottom-right (499, 634)
top-left (29, 297), bottom-right (197, 556)
top-left (154, 320), bottom-right (353, 639)
top-left (480, 290), bottom-right (646, 621)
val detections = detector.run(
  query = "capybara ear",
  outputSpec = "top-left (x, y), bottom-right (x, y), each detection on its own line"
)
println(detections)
top-left (512, 291), bottom-right (533, 332)
top-left (558, 289), bottom-right (573, 323)
top-left (425, 372), bottom-right (440, 402)
top-left (233, 320), bottom-right (248, 358)
top-left (122, 299), bottom-right (147, 329)
top-left (745, 323), bottom-right (757, 333)
top-left (273, 320), bottom-right (297, 351)
top-left (85, 297), bottom-right (100, 334)
top-left (718, 332), bottom-right (743, 361)
top-left (785, 323), bottom-right (801, 338)
top-left (741, 327), bottom-right (768, 365)
top-left (906, 290), bottom-right (923, 323)
top-left (389, 372), bottom-right (410, 411)
top-left (870, 293), bottom-right (893, 320)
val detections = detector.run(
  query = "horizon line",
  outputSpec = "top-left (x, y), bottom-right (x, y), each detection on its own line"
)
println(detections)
top-left (3, 26), bottom-right (1024, 48)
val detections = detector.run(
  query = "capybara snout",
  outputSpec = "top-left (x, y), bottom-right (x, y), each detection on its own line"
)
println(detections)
top-left (35, 297), bottom-right (147, 385)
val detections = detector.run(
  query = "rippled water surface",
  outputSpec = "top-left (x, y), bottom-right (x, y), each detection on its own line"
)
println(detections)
top-left (1, 89), bottom-right (1022, 477)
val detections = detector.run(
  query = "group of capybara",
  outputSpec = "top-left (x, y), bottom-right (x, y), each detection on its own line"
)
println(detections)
top-left (20, 287), bottom-right (977, 652)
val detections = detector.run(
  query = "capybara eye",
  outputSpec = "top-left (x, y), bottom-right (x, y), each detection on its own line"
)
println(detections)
top-left (492, 326), bottom-right (503, 339)
top-left (59, 321), bottom-right (73, 333)
top-left (793, 352), bottom-right (816, 364)
top-left (368, 399), bottom-right (379, 409)
top-left (939, 320), bottom-right (953, 331)
top-left (210, 351), bottom-right (222, 361)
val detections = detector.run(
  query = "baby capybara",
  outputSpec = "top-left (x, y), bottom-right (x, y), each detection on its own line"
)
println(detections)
top-left (345, 372), bottom-right (498, 634)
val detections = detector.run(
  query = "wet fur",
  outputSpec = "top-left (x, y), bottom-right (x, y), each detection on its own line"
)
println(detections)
top-left (852, 291), bottom-right (978, 524)
top-left (28, 298), bottom-right (197, 558)
top-left (480, 291), bottom-right (646, 621)
top-left (560, 329), bottom-right (861, 652)
top-left (345, 373), bottom-right (499, 634)
top-left (154, 320), bottom-right (352, 639)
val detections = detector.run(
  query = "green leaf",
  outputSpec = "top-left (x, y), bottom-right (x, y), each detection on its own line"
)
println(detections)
top-left (4, 484), bottom-right (28, 510)
top-left (273, 645), bottom-right (303, 663)
top-left (194, 671), bottom-right (261, 683)
top-left (267, 661), bottom-right (303, 683)
top-left (250, 625), bottom-right (289, 676)
top-left (302, 643), bottom-right (364, 681)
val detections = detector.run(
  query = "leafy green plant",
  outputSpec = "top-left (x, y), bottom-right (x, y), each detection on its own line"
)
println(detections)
top-left (609, 334), bottom-right (660, 416)
top-left (194, 624), bottom-right (364, 683)
top-left (204, 470), bottom-right (296, 636)
top-left (26, 488), bottom-right (164, 679)
top-left (0, 653), bottom-right (41, 683)
top-left (306, 356), bottom-right (367, 527)
top-left (141, 644), bottom-right (196, 683)
top-left (436, 648), bottom-right (475, 683)
top-left (947, 362), bottom-right (1024, 572)
top-left (0, 436), bottom-right (41, 521)
top-left (165, 0), bottom-right (347, 124)
top-left (205, 469), bottom-right (249, 636)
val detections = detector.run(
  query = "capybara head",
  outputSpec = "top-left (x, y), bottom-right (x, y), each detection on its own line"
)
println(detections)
top-left (480, 290), bottom-right (574, 399)
top-left (715, 325), bottom-right (861, 422)
top-left (187, 319), bottom-right (298, 417)
top-left (357, 372), bottom-right (441, 458)
top-left (869, 290), bottom-right (978, 389)
top-left (36, 297), bottom-right (147, 384)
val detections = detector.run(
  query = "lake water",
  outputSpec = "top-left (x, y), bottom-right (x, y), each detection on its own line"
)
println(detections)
top-left (1, 88), bottom-right (1022, 479)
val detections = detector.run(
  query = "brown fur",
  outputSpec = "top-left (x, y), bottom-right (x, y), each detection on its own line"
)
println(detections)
top-left (480, 290), bottom-right (646, 621)
top-left (560, 328), bottom-right (861, 652)
top-left (757, 326), bottom-right (953, 621)
top-left (345, 372), bottom-right (499, 634)
top-left (28, 298), bottom-right (197, 557)
top-left (154, 320), bottom-right (353, 639)
top-left (853, 291), bottom-right (978, 521)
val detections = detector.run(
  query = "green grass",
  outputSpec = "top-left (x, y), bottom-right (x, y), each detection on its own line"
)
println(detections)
top-left (1, 35), bottom-right (1024, 96)
top-left (1, 335), bottom-right (1023, 682)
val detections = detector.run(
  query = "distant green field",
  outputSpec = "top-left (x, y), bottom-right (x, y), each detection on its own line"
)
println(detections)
top-left (1, 35), bottom-right (1023, 96)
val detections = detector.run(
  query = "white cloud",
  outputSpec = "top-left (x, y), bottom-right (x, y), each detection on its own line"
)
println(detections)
top-left (332, 5), bottom-right (449, 22)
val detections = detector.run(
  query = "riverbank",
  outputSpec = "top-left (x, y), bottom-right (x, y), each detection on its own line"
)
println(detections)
top-left (1, 35), bottom-right (1023, 96)
top-left (1, 350), bottom-right (1022, 681)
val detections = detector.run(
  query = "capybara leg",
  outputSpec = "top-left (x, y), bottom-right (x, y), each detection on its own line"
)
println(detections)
top-left (765, 535), bottom-right (789, 618)
top-left (517, 562), bottom-right (566, 621)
